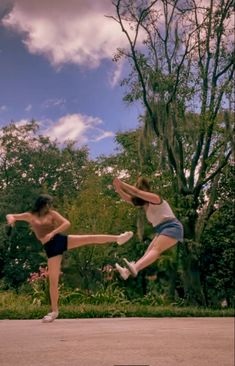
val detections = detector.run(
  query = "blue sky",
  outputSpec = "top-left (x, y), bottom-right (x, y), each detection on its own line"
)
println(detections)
top-left (0, 0), bottom-right (142, 158)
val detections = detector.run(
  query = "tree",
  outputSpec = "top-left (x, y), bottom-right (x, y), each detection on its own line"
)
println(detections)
top-left (98, 129), bottom-right (181, 299)
top-left (62, 168), bottom-right (135, 290)
top-left (109, 0), bottom-right (234, 303)
top-left (0, 121), bottom-right (89, 288)
top-left (199, 165), bottom-right (235, 307)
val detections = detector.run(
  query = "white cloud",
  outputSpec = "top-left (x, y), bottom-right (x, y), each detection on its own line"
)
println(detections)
top-left (109, 61), bottom-right (124, 88)
top-left (0, 105), bottom-right (7, 112)
top-left (2, 0), bottom-right (129, 70)
top-left (25, 104), bottom-right (32, 112)
top-left (15, 119), bottom-right (29, 126)
top-left (5, 113), bottom-right (114, 146)
top-left (45, 113), bottom-right (114, 145)
top-left (42, 98), bottom-right (66, 109)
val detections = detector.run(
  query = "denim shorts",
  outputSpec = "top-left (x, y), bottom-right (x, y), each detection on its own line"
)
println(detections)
top-left (153, 219), bottom-right (184, 242)
top-left (43, 233), bottom-right (68, 258)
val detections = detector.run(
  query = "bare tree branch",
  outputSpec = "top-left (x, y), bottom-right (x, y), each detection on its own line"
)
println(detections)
top-left (195, 149), bottom-right (232, 192)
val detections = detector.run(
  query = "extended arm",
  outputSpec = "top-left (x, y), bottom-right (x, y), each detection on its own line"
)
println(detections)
top-left (116, 179), bottom-right (161, 204)
top-left (6, 212), bottom-right (31, 226)
top-left (115, 187), bottom-right (134, 205)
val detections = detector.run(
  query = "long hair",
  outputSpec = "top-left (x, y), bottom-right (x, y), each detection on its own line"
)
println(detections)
top-left (31, 194), bottom-right (53, 215)
top-left (131, 177), bottom-right (151, 207)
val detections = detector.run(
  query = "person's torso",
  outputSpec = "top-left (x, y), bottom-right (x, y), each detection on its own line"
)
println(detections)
top-left (30, 213), bottom-right (56, 241)
top-left (145, 200), bottom-right (176, 227)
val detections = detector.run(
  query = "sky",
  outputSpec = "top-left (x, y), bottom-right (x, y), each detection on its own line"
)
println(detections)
top-left (0, 0), bottom-right (142, 158)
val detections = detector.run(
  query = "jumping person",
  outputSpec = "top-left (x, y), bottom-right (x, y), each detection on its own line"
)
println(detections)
top-left (113, 177), bottom-right (183, 280)
top-left (6, 194), bottom-right (133, 322)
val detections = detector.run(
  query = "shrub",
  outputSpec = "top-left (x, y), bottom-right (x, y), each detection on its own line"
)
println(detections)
top-left (28, 266), bottom-right (51, 305)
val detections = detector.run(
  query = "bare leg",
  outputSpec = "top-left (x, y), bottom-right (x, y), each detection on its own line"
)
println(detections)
top-left (135, 235), bottom-right (177, 272)
top-left (123, 235), bottom-right (177, 277)
top-left (138, 237), bottom-right (159, 261)
top-left (47, 255), bottom-right (62, 313)
top-left (67, 232), bottom-right (133, 250)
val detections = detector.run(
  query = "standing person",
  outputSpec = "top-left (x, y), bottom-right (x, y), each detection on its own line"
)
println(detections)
top-left (6, 194), bottom-right (133, 322)
top-left (113, 177), bottom-right (183, 280)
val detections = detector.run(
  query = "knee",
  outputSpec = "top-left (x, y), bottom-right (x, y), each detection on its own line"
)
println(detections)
top-left (151, 246), bottom-right (161, 258)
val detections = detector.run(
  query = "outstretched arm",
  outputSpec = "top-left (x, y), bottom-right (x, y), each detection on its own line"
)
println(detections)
top-left (115, 187), bottom-right (134, 204)
top-left (115, 178), bottom-right (161, 204)
top-left (113, 178), bottom-right (134, 204)
top-left (6, 213), bottom-right (31, 226)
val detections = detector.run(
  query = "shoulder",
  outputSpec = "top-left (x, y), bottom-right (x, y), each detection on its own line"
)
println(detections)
top-left (50, 210), bottom-right (69, 222)
top-left (50, 210), bottom-right (62, 218)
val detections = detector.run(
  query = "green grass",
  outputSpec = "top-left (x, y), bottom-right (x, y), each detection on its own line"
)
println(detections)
top-left (0, 305), bottom-right (234, 320)
top-left (0, 292), bottom-right (234, 319)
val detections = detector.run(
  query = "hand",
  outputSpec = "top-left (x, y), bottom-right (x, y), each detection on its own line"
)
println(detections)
top-left (42, 232), bottom-right (54, 244)
top-left (6, 215), bottom-right (15, 226)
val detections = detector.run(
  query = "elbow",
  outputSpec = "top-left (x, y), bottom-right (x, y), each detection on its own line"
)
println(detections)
top-left (133, 187), bottom-right (139, 195)
top-left (66, 220), bottom-right (71, 230)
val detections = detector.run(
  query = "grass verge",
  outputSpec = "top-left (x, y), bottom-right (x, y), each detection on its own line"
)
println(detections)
top-left (0, 304), bottom-right (234, 320)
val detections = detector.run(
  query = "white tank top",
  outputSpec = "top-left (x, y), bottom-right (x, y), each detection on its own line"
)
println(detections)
top-left (145, 200), bottom-right (176, 227)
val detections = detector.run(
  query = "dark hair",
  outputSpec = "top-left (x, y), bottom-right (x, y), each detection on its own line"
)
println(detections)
top-left (131, 197), bottom-right (146, 206)
top-left (136, 177), bottom-right (150, 191)
top-left (31, 194), bottom-right (53, 214)
top-left (131, 177), bottom-right (151, 207)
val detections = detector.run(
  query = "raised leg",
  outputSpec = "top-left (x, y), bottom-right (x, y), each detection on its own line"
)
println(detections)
top-left (124, 235), bottom-right (177, 277)
top-left (67, 231), bottom-right (133, 250)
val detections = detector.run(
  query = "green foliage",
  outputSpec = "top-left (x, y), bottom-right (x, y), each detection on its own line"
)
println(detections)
top-left (0, 121), bottom-right (234, 308)
top-left (111, 0), bottom-right (234, 305)
top-left (62, 171), bottom-right (135, 291)
top-left (27, 267), bottom-right (51, 305)
top-left (60, 282), bottom-right (129, 306)
top-left (132, 292), bottom-right (166, 306)
top-left (0, 291), bottom-right (234, 320)
top-left (0, 226), bottom-right (44, 288)
top-left (0, 122), bottom-right (89, 288)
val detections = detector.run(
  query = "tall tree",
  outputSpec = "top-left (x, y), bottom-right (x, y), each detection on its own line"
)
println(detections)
top-left (0, 121), bottom-right (89, 287)
top-left (109, 0), bottom-right (234, 303)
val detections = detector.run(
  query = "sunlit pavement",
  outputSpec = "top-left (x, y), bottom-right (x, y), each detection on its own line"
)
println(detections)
top-left (0, 318), bottom-right (234, 366)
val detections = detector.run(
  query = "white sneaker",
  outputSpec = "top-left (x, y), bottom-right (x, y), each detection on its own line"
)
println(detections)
top-left (117, 231), bottom-right (133, 245)
top-left (115, 263), bottom-right (130, 280)
top-left (42, 311), bottom-right (59, 323)
top-left (123, 258), bottom-right (138, 277)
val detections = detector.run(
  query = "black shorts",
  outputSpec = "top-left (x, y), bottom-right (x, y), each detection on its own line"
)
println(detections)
top-left (43, 233), bottom-right (68, 258)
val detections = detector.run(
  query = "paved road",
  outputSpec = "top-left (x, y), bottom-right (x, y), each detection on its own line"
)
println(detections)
top-left (0, 318), bottom-right (234, 366)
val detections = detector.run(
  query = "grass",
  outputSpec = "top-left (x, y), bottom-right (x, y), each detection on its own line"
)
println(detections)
top-left (0, 291), bottom-right (234, 319)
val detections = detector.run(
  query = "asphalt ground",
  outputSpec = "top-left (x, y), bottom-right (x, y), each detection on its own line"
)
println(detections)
top-left (0, 317), bottom-right (234, 366)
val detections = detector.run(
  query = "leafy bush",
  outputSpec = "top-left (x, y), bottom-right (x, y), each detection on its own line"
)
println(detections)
top-left (132, 292), bottom-right (166, 306)
top-left (0, 300), bottom-right (234, 320)
top-left (60, 282), bottom-right (129, 305)
top-left (27, 266), bottom-right (51, 305)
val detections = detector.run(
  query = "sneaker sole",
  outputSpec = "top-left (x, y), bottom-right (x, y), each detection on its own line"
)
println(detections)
top-left (123, 258), bottom-right (138, 277)
top-left (115, 263), bottom-right (129, 280)
top-left (118, 231), bottom-right (133, 245)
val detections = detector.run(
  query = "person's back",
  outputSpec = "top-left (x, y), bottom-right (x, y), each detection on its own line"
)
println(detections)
top-left (145, 200), bottom-right (176, 227)
top-left (30, 212), bottom-right (56, 241)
